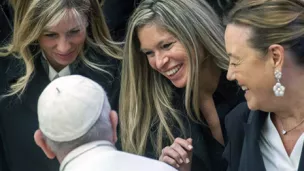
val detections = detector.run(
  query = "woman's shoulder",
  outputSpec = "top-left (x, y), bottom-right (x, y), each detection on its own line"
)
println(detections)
top-left (225, 102), bottom-right (250, 123)
top-left (0, 55), bottom-right (24, 75)
top-left (0, 55), bottom-right (24, 94)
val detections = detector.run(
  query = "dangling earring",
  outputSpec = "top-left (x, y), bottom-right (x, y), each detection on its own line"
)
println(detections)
top-left (273, 69), bottom-right (285, 97)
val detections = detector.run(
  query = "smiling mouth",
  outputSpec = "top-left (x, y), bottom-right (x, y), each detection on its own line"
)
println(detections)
top-left (56, 50), bottom-right (75, 57)
top-left (165, 65), bottom-right (182, 77)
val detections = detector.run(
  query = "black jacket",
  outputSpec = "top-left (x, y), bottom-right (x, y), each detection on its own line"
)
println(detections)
top-left (0, 49), bottom-right (121, 171)
top-left (139, 72), bottom-right (245, 171)
top-left (223, 102), bottom-right (304, 171)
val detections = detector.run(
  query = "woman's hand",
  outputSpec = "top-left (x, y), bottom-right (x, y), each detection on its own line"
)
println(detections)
top-left (159, 138), bottom-right (193, 171)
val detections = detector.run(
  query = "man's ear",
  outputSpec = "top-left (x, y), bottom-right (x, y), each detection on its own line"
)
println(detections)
top-left (109, 110), bottom-right (118, 143)
top-left (34, 130), bottom-right (56, 159)
top-left (268, 44), bottom-right (285, 70)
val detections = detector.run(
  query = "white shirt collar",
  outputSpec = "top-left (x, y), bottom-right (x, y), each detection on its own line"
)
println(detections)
top-left (42, 51), bottom-right (71, 81)
top-left (259, 113), bottom-right (304, 170)
top-left (60, 141), bottom-right (116, 171)
top-left (48, 64), bottom-right (70, 81)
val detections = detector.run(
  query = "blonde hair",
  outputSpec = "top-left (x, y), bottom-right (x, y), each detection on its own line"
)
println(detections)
top-left (226, 0), bottom-right (304, 63)
top-left (1, 0), bottom-right (122, 96)
top-left (120, 0), bottom-right (228, 156)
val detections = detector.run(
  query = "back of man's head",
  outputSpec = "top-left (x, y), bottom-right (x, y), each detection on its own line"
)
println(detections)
top-left (34, 75), bottom-right (118, 162)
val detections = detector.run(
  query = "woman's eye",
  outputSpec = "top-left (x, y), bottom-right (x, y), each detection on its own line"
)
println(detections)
top-left (163, 42), bottom-right (173, 49)
top-left (69, 29), bottom-right (80, 35)
top-left (44, 33), bottom-right (57, 38)
top-left (144, 51), bottom-right (154, 57)
top-left (230, 62), bottom-right (240, 67)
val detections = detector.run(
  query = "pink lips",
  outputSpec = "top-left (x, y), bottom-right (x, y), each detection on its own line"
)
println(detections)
top-left (55, 50), bottom-right (75, 60)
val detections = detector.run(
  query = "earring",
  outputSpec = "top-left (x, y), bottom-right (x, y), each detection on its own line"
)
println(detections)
top-left (273, 69), bottom-right (285, 97)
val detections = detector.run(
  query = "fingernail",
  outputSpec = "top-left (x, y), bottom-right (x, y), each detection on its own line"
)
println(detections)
top-left (188, 145), bottom-right (193, 150)
top-left (186, 158), bottom-right (190, 164)
top-left (179, 159), bottom-right (183, 164)
top-left (176, 164), bottom-right (180, 168)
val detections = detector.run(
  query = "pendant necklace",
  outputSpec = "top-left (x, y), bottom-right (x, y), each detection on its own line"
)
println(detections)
top-left (276, 114), bottom-right (304, 135)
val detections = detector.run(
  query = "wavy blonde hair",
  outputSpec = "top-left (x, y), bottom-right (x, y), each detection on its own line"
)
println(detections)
top-left (226, 0), bottom-right (304, 63)
top-left (119, 0), bottom-right (228, 156)
top-left (1, 0), bottom-right (122, 96)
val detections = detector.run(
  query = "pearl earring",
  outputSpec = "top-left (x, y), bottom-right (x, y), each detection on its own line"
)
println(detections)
top-left (273, 70), bottom-right (285, 97)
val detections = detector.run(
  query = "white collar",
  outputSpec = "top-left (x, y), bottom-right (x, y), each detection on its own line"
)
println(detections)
top-left (42, 51), bottom-right (71, 81)
top-left (60, 141), bottom-right (116, 171)
top-left (260, 113), bottom-right (304, 170)
top-left (48, 64), bottom-right (70, 81)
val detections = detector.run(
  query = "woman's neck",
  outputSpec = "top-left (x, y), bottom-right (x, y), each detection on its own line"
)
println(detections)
top-left (273, 70), bottom-right (304, 121)
top-left (198, 58), bottom-right (224, 145)
top-left (198, 58), bottom-right (221, 101)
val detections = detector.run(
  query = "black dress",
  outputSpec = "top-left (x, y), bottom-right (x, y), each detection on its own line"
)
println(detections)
top-left (117, 71), bottom-right (245, 171)
top-left (0, 48), bottom-right (121, 171)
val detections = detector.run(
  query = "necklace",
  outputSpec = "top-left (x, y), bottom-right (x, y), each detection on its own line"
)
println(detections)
top-left (272, 112), bottom-right (304, 135)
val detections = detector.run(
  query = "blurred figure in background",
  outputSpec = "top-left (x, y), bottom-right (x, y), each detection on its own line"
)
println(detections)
top-left (0, 0), bottom-right (13, 44)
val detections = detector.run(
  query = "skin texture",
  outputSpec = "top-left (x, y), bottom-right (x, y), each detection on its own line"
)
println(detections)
top-left (38, 10), bottom-right (87, 72)
top-left (138, 24), bottom-right (188, 88)
top-left (225, 24), bottom-right (275, 111)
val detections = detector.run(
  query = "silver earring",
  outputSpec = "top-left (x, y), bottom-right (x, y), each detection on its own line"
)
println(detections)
top-left (273, 70), bottom-right (285, 97)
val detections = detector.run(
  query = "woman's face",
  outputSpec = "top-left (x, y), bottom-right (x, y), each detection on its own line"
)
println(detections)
top-left (38, 10), bottom-right (87, 71)
top-left (225, 24), bottom-right (276, 110)
top-left (137, 24), bottom-right (189, 88)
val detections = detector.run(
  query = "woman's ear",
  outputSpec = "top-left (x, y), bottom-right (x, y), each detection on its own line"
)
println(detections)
top-left (268, 44), bottom-right (285, 70)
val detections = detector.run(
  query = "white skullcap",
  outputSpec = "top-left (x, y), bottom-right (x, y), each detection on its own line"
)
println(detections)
top-left (37, 75), bottom-right (106, 142)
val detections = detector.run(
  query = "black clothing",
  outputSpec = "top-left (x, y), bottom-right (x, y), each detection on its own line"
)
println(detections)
top-left (0, 49), bottom-right (121, 171)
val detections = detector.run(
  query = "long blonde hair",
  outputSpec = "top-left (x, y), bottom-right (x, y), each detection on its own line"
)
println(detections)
top-left (226, 0), bottom-right (304, 61)
top-left (1, 0), bottom-right (122, 96)
top-left (120, 0), bottom-right (228, 156)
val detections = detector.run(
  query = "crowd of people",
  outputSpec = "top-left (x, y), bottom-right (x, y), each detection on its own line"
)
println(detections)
top-left (0, 0), bottom-right (303, 171)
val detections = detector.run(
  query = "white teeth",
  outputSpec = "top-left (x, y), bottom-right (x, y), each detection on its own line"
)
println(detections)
top-left (165, 65), bottom-right (181, 76)
top-left (241, 86), bottom-right (248, 91)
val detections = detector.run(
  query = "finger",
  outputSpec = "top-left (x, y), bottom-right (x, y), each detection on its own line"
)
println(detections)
top-left (174, 137), bottom-right (193, 151)
top-left (171, 143), bottom-right (190, 164)
top-left (161, 146), bottom-right (183, 164)
top-left (162, 155), bottom-right (180, 169)
top-left (186, 138), bottom-right (193, 144)
top-left (186, 138), bottom-right (194, 161)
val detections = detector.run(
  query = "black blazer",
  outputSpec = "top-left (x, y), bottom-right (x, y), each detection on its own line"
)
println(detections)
top-left (138, 72), bottom-right (245, 171)
top-left (0, 50), bottom-right (121, 171)
top-left (223, 102), bottom-right (304, 171)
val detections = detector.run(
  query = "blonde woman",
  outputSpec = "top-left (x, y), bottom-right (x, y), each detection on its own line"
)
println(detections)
top-left (119, 0), bottom-right (244, 170)
top-left (0, 0), bottom-right (121, 171)
top-left (223, 0), bottom-right (304, 170)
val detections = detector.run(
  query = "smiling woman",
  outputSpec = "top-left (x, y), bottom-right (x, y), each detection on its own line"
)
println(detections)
top-left (119, 0), bottom-right (245, 170)
top-left (38, 11), bottom-right (88, 72)
top-left (0, 0), bottom-right (122, 171)
top-left (138, 24), bottom-right (189, 88)
top-left (223, 0), bottom-right (304, 171)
